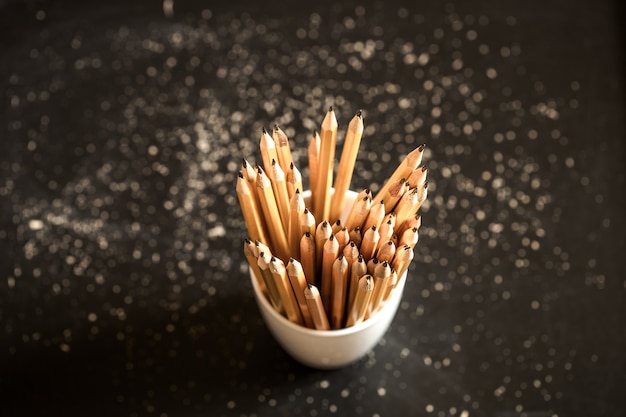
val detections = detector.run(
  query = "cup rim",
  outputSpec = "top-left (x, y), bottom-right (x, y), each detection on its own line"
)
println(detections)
top-left (250, 266), bottom-right (407, 338)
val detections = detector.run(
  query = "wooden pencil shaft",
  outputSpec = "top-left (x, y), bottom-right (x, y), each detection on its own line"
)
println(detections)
top-left (260, 128), bottom-right (279, 180)
top-left (372, 144), bottom-right (425, 206)
top-left (307, 131), bottom-right (320, 210)
top-left (330, 255), bottom-right (349, 329)
top-left (346, 275), bottom-right (374, 327)
top-left (273, 124), bottom-right (294, 174)
top-left (321, 234), bottom-right (339, 314)
top-left (331, 111), bottom-right (364, 222)
top-left (269, 257), bottom-right (303, 325)
top-left (304, 284), bottom-right (330, 330)
top-left (299, 231), bottom-right (316, 285)
top-left (286, 258), bottom-right (315, 328)
top-left (313, 108), bottom-right (338, 222)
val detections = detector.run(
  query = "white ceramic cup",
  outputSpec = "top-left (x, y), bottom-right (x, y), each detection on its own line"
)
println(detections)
top-left (249, 189), bottom-right (407, 369)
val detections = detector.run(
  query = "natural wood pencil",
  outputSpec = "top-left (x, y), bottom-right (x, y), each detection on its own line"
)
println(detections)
top-left (286, 258), bottom-right (315, 328)
top-left (394, 187), bottom-right (420, 228)
top-left (335, 227), bottom-right (350, 254)
top-left (271, 159), bottom-right (291, 235)
top-left (345, 274), bottom-right (374, 327)
top-left (361, 225), bottom-right (380, 261)
top-left (372, 144), bottom-right (426, 206)
top-left (288, 190), bottom-right (305, 258)
top-left (299, 208), bottom-right (316, 238)
top-left (256, 167), bottom-right (290, 261)
top-left (243, 238), bottom-right (267, 296)
top-left (286, 162), bottom-right (303, 199)
top-left (348, 226), bottom-right (362, 247)
top-left (304, 284), bottom-right (330, 330)
top-left (362, 200), bottom-right (385, 233)
top-left (313, 107), bottom-right (338, 222)
top-left (307, 130), bottom-right (320, 209)
top-left (330, 110), bottom-right (364, 222)
top-left (407, 164), bottom-right (428, 188)
top-left (314, 220), bottom-right (332, 276)
top-left (260, 128), bottom-right (279, 180)
top-left (269, 256), bottom-right (303, 325)
top-left (391, 244), bottom-right (414, 279)
top-left (257, 251), bottom-right (283, 313)
top-left (383, 269), bottom-right (399, 303)
top-left (348, 254), bottom-right (367, 313)
top-left (241, 158), bottom-right (257, 185)
top-left (383, 178), bottom-right (409, 214)
top-left (376, 240), bottom-right (396, 263)
top-left (368, 261), bottom-right (392, 317)
top-left (344, 196), bottom-right (371, 233)
top-left (321, 234), bottom-right (339, 314)
top-left (236, 172), bottom-right (269, 246)
top-left (399, 227), bottom-right (419, 249)
top-left (299, 231), bottom-right (316, 285)
top-left (330, 255), bottom-right (349, 329)
top-left (272, 124), bottom-right (295, 174)
top-left (378, 219), bottom-right (395, 244)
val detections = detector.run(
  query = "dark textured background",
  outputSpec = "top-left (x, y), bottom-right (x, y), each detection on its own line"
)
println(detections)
top-left (1, 0), bottom-right (624, 416)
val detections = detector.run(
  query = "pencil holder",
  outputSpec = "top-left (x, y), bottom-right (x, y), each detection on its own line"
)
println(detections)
top-left (250, 190), bottom-right (407, 369)
top-left (250, 263), bottom-right (406, 369)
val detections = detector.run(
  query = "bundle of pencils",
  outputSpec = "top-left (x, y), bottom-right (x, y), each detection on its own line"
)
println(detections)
top-left (237, 107), bottom-right (428, 330)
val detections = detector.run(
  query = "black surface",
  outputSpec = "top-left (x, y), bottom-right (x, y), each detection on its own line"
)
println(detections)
top-left (1, 0), bottom-right (624, 416)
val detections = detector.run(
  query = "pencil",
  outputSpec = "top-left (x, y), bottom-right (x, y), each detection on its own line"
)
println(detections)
top-left (286, 258), bottom-right (315, 328)
top-left (398, 227), bottom-right (419, 249)
top-left (372, 144), bottom-right (426, 206)
top-left (349, 226), bottom-right (362, 247)
top-left (348, 254), bottom-right (368, 313)
top-left (330, 254), bottom-right (349, 329)
top-left (344, 195), bottom-right (371, 233)
top-left (286, 162), bottom-right (303, 199)
top-left (272, 124), bottom-right (295, 174)
top-left (307, 130), bottom-right (320, 209)
top-left (382, 268), bottom-right (399, 303)
top-left (313, 107), bottom-right (338, 222)
top-left (382, 178), bottom-right (409, 213)
top-left (394, 187), bottom-right (420, 228)
top-left (335, 227), bottom-right (350, 254)
top-left (368, 261), bottom-right (392, 317)
top-left (236, 173), bottom-right (269, 246)
top-left (330, 110), bottom-right (364, 222)
top-left (256, 166), bottom-right (290, 261)
top-left (407, 164), bottom-right (428, 188)
top-left (391, 244), bottom-right (414, 279)
top-left (314, 220), bottom-right (332, 276)
top-left (241, 158), bottom-right (257, 185)
top-left (378, 219), bottom-right (395, 244)
top-left (342, 240), bottom-right (359, 267)
top-left (376, 240), bottom-right (396, 263)
top-left (269, 256), bottom-right (303, 325)
top-left (304, 284), bottom-right (330, 330)
top-left (271, 159), bottom-right (291, 235)
top-left (361, 225), bottom-right (380, 261)
top-left (321, 234), bottom-right (339, 314)
top-left (299, 231), bottom-right (316, 285)
top-left (345, 274), bottom-right (374, 327)
top-left (243, 238), bottom-right (267, 296)
top-left (260, 128), bottom-right (279, 180)
top-left (299, 208), bottom-right (317, 239)
top-left (257, 251), bottom-right (283, 313)
top-left (288, 190), bottom-right (305, 258)
top-left (362, 199), bottom-right (385, 233)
